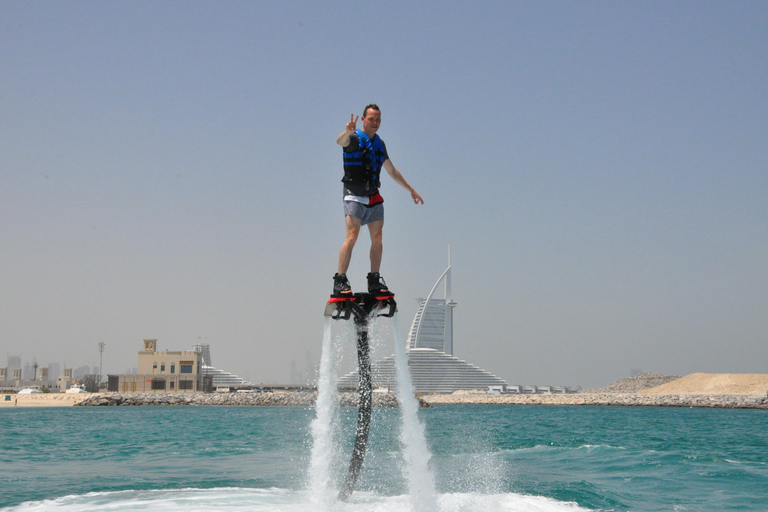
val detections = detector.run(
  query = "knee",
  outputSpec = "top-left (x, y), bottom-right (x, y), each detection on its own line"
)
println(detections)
top-left (345, 227), bottom-right (360, 244)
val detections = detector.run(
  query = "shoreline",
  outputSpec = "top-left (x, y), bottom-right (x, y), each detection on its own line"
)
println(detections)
top-left (3, 391), bottom-right (766, 409)
top-left (422, 392), bottom-right (768, 409)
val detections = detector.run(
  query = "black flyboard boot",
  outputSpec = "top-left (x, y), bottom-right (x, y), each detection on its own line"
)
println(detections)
top-left (367, 272), bottom-right (394, 299)
top-left (332, 273), bottom-right (353, 298)
top-left (326, 273), bottom-right (355, 319)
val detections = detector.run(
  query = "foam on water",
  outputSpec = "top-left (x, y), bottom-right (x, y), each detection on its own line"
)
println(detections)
top-left (4, 488), bottom-right (589, 512)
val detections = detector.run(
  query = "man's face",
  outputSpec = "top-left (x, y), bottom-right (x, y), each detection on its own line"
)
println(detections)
top-left (362, 109), bottom-right (381, 134)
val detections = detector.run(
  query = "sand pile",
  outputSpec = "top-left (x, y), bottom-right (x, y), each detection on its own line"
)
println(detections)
top-left (640, 373), bottom-right (768, 395)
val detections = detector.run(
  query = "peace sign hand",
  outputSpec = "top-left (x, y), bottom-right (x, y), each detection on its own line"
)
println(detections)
top-left (346, 114), bottom-right (359, 133)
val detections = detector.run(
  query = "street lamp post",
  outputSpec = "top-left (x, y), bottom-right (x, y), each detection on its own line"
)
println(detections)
top-left (98, 342), bottom-right (105, 388)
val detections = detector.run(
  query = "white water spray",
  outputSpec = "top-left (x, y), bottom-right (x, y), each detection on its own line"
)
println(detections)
top-left (392, 314), bottom-right (438, 511)
top-left (308, 318), bottom-right (339, 506)
top-left (310, 309), bottom-right (438, 511)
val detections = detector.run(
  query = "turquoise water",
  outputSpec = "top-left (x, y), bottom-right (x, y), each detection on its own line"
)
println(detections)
top-left (1, 404), bottom-right (767, 511)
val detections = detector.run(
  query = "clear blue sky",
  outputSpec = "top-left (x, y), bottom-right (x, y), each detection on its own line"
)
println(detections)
top-left (2, 1), bottom-right (766, 388)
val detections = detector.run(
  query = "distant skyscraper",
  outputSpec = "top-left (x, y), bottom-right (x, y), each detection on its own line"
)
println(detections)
top-left (73, 365), bottom-right (91, 379)
top-left (7, 354), bottom-right (21, 370)
top-left (48, 362), bottom-right (61, 380)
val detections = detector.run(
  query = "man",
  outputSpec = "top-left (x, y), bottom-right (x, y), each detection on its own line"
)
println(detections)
top-left (333, 104), bottom-right (424, 297)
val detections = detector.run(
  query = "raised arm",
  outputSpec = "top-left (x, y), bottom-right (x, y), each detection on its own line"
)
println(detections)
top-left (336, 114), bottom-right (359, 147)
top-left (382, 160), bottom-right (424, 205)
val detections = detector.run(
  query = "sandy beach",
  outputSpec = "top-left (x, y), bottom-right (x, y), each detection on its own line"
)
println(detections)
top-left (0, 393), bottom-right (93, 407)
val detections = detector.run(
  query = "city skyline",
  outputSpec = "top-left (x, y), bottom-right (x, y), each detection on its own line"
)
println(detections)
top-left (5, 353), bottom-right (105, 380)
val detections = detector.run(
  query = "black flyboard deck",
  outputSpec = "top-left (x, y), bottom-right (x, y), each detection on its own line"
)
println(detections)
top-left (324, 292), bottom-right (397, 502)
top-left (325, 292), bottom-right (397, 320)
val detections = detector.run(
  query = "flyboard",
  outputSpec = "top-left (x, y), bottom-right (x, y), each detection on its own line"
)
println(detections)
top-left (324, 291), bottom-right (397, 502)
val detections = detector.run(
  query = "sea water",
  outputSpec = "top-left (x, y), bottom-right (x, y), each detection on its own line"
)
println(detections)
top-left (1, 404), bottom-right (768, 510)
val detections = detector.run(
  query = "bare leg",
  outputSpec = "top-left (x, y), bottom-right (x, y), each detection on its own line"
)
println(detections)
top-left (367, 220), bottom-right (383, 274)
top-left (338, 215), bottom-right (362, 275)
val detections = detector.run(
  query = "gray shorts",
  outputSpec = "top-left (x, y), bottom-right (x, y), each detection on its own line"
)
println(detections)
top-left (344, 200), bottom-right (384, 225)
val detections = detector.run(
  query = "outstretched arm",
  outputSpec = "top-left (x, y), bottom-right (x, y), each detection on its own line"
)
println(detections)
top-left (336, 114), bottom-right (359, 147)
top-left (383, 159), bottom-right (424, 205)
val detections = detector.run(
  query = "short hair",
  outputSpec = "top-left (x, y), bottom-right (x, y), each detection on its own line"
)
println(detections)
top-left (362, 103), bottom-right (380, 118)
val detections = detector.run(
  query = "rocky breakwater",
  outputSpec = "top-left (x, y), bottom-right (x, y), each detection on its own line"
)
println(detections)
top-left (75, 391), bottom-right (429, 407)
top-left (422, 392), bottom-right (768, 409)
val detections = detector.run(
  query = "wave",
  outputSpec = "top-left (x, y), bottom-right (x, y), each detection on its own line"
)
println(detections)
top-left (505, 443), bottom-right (626, 456)
top-left (3, 487), bottom-right (591, 512)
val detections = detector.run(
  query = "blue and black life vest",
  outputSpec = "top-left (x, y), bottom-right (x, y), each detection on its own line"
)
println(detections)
top-left (342, 130), bottom-right (387, 191)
